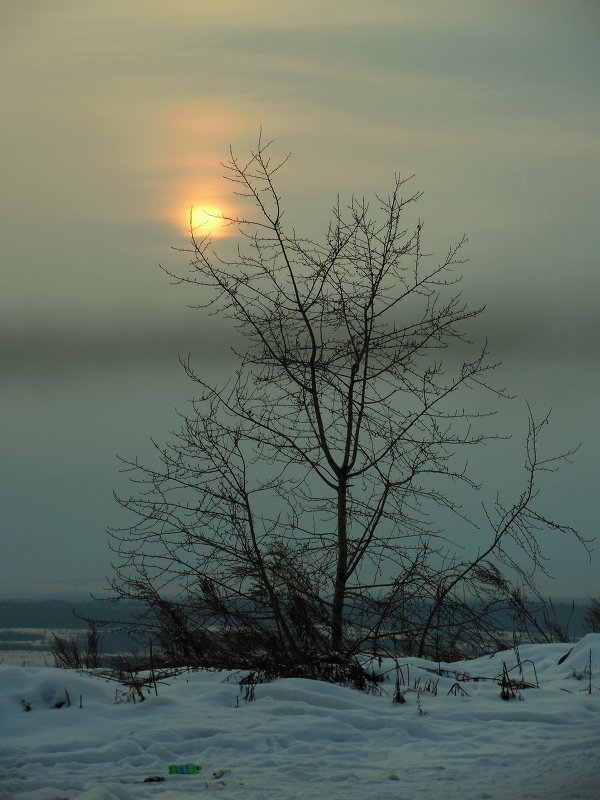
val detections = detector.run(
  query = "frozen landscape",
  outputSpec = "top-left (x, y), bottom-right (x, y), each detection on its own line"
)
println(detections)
top-left (1, 634), bottom-right (598, 800)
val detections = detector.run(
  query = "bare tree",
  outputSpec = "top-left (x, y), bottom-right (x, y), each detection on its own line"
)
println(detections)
top-left (107, 136), bottom-right (586, 672)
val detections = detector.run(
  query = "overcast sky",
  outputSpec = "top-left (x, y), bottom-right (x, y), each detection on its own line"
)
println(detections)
top-left (1, 0), bottom-right (598, 600)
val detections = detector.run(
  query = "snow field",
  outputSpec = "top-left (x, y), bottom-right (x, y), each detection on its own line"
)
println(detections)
top-left (1, 635), bottom-right (598, 800)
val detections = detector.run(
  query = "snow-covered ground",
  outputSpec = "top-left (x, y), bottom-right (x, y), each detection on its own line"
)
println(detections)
top-left (1, 635), bottom-right (598, 800)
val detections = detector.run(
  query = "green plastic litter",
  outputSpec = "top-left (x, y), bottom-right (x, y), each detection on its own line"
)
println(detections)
top-left (168, 764), bottom-right (200, 774)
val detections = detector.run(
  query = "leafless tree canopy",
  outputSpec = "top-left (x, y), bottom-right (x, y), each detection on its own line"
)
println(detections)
top-left (107, 137), bottom-right (586, 672)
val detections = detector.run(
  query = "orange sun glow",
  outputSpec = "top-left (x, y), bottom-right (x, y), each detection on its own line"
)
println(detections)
top-left (162, 182), bottom-right (237, 238)
top-left (186, 204), bottom-right (231, 238)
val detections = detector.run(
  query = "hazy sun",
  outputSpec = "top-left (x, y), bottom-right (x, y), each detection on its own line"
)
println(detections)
top-left (181, 203), bottom-right (231, 238)
top-left (162, 183), bottom-right (237, 238)
top-left (188, 205), bottom-right (230, 237)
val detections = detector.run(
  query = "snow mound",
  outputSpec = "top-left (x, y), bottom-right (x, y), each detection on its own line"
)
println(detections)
top-left (558, 632), bottom-right (600, 675)
top-left (1, 638), bottom-right (599, 800)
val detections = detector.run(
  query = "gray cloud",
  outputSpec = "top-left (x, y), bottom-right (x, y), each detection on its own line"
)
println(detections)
top-left (2, 279), bottom-right (598, 383)
top-left (0, 317), bottom-right (239, 379)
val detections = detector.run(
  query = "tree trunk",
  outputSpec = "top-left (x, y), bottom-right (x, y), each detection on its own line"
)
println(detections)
top-left (331, 477), bottom-right (348, 652)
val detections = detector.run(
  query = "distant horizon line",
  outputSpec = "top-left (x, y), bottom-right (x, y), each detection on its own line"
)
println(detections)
top-left (0, 594), bottom-right (594, 605)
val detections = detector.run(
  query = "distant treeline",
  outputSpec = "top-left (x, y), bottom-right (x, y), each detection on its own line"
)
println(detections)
top-left (490, 600), bottom-right (589, 638)
top-left (0, 597), bottom-right (591, 638)
top-left (0, 599), bottom-right (143, 630)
